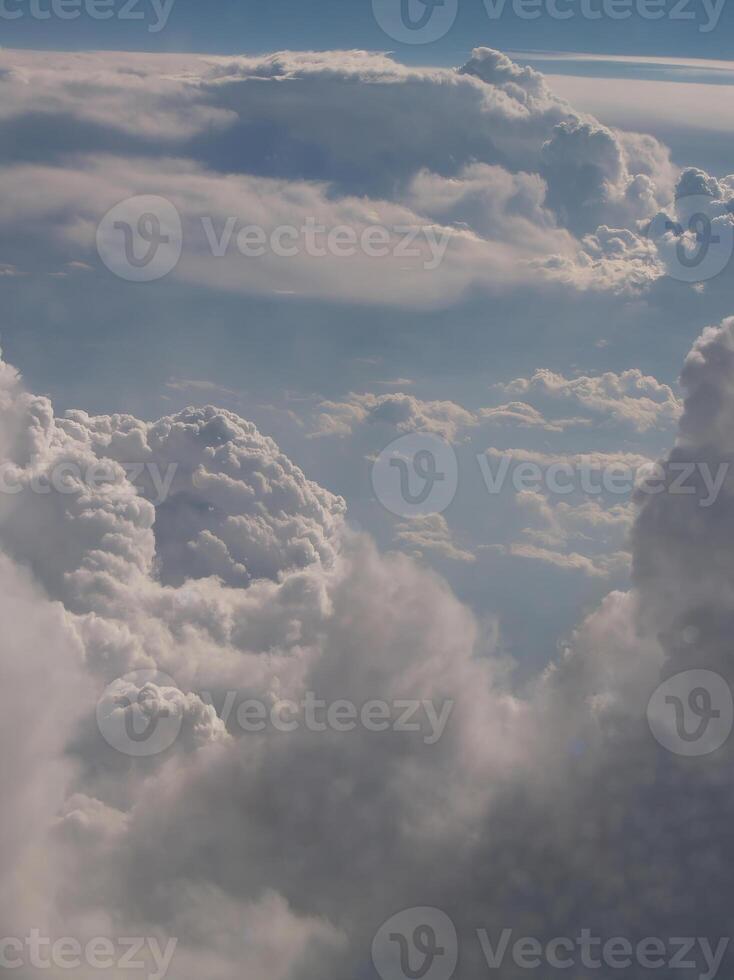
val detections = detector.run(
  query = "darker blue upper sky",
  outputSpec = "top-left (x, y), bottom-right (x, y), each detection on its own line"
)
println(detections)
top-left (2, 0), bottom-right (733, 63)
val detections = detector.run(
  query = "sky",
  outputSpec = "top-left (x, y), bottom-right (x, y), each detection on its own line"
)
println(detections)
top-left (2, 4), bottom-right (734, 980)
top-left (3, 0), bottom-right (734, 60)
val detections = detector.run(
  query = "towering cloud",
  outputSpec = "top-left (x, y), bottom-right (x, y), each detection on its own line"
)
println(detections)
top-left (1, 314), bottom-right (734, 977)
top-left (0, 47), bottom-right (692, 306)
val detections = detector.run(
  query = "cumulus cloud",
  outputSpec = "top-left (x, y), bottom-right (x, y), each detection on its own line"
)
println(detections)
top-left (481, 447), bottom-right (652, 469)
top-left (0, 553), bottom-right (93, 941)
top-left (6, 35), bottom-right (734, 980)
top-left (645, 167), bottom-right (734, 285)
top-left (475, 449), bottom-right (646, 576)
top-left (479, 400), bottom-right (589, 431)
top-left (311, 391), bottom-right (478, 440)
top-left (311, 370), bottom-right (676, 443)
top-left (497, 367), bottom-right (682, 431)
top-left (4, 312), bottom-right (734, 976)
top-left (513, 488), bottom-right (633, 573)
top-left (506, 539), bottom-right (630, 577)
top-left (538, 224), bottom-right (664, 292)
top-left (0, 46), bottom-right (689, 307)
top-left (540, 119), bottom-right (673, 235)
top-left (62, 404), bottom-right (346, 589)
top-left (0, 47), bottom-right (575, 191)
top-left (393, 513), bottom-right (476, 563)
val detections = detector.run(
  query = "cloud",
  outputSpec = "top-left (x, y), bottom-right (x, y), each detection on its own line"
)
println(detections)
top-left (506, 540), bottom-right (630, 577)
top-left (394, 514), bottom-right (476, 563)
top-left (7, 37), bottom-right (734, 979)
top-left (60, 403), bottom-right (347, 592)
top-left (404, 162), bottom-right (575, 256)
top-left (482, 447), bottom-right (652, 469)
top-left (0, 47), bottom-right (688, 308)
top-left (0, 553), bottom-right (92, 940)
top-left (479, 400), bottom-right (589, 431)
top-left (311, 391), bottom-right (478, 441)
top-left (4, 315), bottom-right (734, 975)
top-left (547, 71), bottom-right (734, 137)
top-left (165, 379), bottom-right (241, 399)
top-left (311, 370), bottom-right (675, 442)
top-left (514, 487), bottom-right (634, 571)
top-left (497, 367), bottom-right (682, 431)
top-left (538, 224), bottom-right (664, 292)
top-left (645, 167), bottom-right (734, 284)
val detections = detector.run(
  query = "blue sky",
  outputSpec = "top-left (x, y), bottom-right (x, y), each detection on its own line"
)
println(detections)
top-left (4, 0), bottom-right (734, 61)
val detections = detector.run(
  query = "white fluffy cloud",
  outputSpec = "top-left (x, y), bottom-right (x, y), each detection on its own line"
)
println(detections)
top-left (0, 46), bottom-right (691, 307)
top-left (479, 400), bottom-right (590, 431)
top-left (3, 313), bottom-right (734, 976)
top-left (394, 513), bottom-right (477, 563)
top-left (497, 366), bottom-right (682, 431)
top-left (311, 391), bottom-right (478, 440)
top-left (311, 368), bottom-right (679, 443)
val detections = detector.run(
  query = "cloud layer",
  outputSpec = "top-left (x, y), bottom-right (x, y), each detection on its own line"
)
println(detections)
top-left (3, 40), bottom-right (734, 980)
top-left (3, 312), bottom-right (734, 976)
top-left (0, 46), bottom-right (708, 307)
